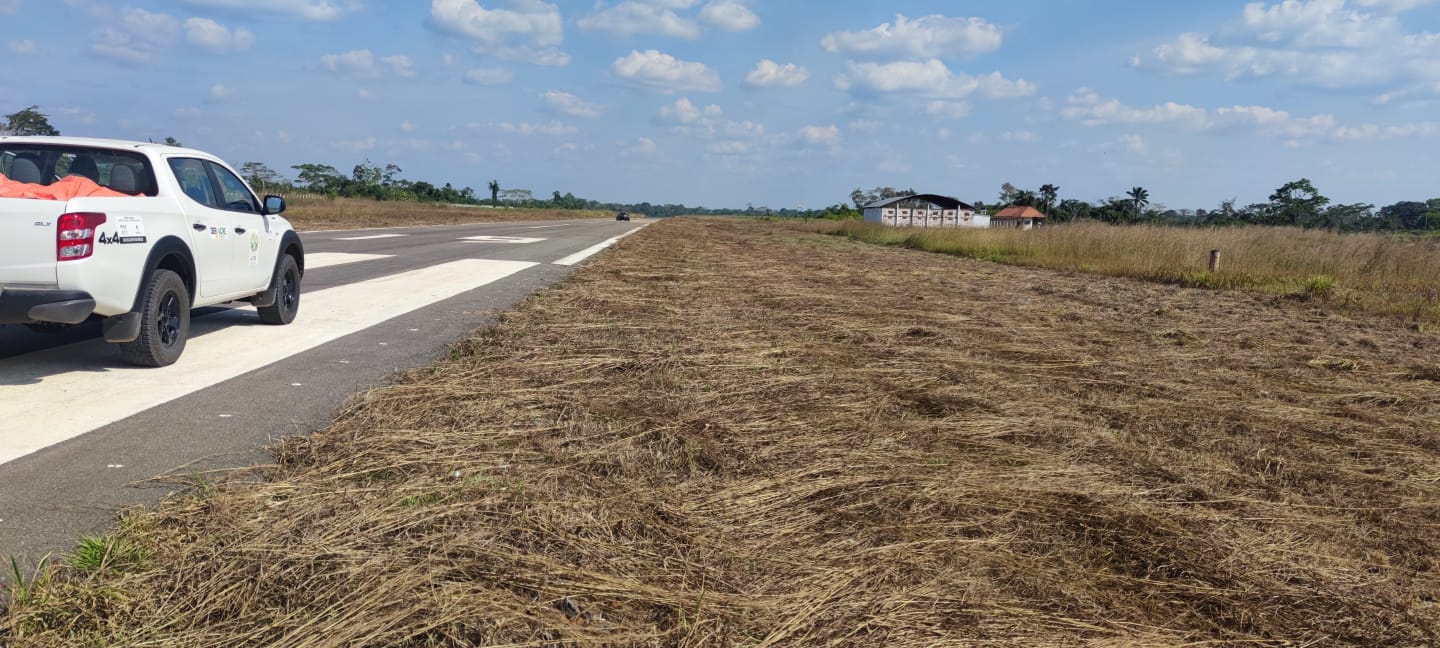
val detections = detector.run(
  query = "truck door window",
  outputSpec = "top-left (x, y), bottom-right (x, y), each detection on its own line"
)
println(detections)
top-left (206, 162), bottom-right (260, 214)
top-left (169, 158), bottom-right (220, 208)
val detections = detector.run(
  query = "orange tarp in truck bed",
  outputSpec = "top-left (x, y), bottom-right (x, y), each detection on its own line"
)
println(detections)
top-left (0, 172), bottom-right (133, 201)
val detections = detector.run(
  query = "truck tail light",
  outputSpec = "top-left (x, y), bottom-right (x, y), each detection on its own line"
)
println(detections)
top-left (57, 212), bottom-right (107, 262)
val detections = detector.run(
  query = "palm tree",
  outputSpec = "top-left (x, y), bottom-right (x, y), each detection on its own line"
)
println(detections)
top-left (1038, 184), bottom-right (1059, 215)
top-left (1127, 186), bottom-right (1150, 219)
top-left (488, 179), bottom-right (500, 206)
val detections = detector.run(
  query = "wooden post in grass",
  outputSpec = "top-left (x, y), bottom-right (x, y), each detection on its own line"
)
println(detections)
top-left (1208, 249), bottom-right (1221, 273)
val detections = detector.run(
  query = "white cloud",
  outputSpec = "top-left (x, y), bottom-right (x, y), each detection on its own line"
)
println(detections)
top-left (92, 28), bottom-right (153, 63)
top-left (7, 39), bottom-right (35, 54)
top-left (1138, 0), bottom-right (1440, 94)
top-left (175, 107), bottom-right (201, 118)
top-left (821, 14), bottom-right (1002, 59)
top-left (321, 49), bottom-right (376, 76)
top-left (499, 120), bottom-right (577, 136)
top-left (210, 84), bottom-right (231, 99)
top-left (464, 67), bottom-right (513, 84)
top-left (430, 0), bottom-right (569, 66)
top-left (553, 142), bottom-right (588, 160)
top-left (1060, 88), bottom-right (1440, 144)
top-left (925, 101), bottom-right (970, 119)
top-left (799, 124), bottom-right (842, 148)
top-left (543, 91), bottom-right (602, 118)
top-left (835, 59), bottom-right (1035, 99)
top-left (1354, 0), bottom-right (1437, 9)
top-left (182, 0), bottom-right (359, 21)
top-left (331, 136), bottom-right (377, 153)
top-left (1061, 88), bottom-right (1210, 128)
top-left (706, 141), bottom-right (752, 155)
top-left (746, 59), bottom-right (808, 87)
top-left (659, 97), bottom-right (721, 125)
top-left (184, 18), bottom-right (254, 53)
top-left (579, 0), bottom-right (701, 39)
top-left (90, 6), bottom-right (179, 62)
top-left (318, 51), bottom-right (414, 79)
top-left (401, 120), bottom-right (418, 132)
top-left (121, 8), bottom-right (181, 47)
top-left (383, 55), bottom-right (417, 78)
top-left (92, 8), bottom-right (259, 62)
top-left (620, 136), bottom-right (658, 159)
top-left (1002, 130), bottom-right (1038, 143)
top-left (848, 119), bottom-right (885, 130)
top-left (700, 0), bottom-right (758, 31)
top-left (1121, 134), bottom-right (1148, 154)
top-left (612, 49), bottom-right (721, 92)
top-left (1213, 105), bottom-right (1338, 138)
top-left (1376, 121), bottom-right (1440, 137)
top-left (657, 98), bottom-right (764, 140)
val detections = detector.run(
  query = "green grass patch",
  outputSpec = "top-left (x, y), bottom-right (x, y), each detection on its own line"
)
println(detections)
top-left (69, 536), bottom-right (150, 574)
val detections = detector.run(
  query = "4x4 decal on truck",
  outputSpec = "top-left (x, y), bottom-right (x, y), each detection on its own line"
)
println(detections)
top-left (97, 232), bottom-right (147, 245)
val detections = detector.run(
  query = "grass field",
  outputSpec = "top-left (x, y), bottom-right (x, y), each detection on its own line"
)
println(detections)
top-left (812, 220), bottom-right (1440, 324)
top-left (282, 195), bottom-right (613, 231)
top-left (4, 219), bottom-right (1439, 645)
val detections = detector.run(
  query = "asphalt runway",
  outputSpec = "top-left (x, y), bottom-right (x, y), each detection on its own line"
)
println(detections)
top-left (0, 218), bottom-right (647, 564)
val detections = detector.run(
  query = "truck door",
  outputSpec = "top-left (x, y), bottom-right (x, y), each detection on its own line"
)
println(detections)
top-left (169, 157), bottom-right (249, 299)
top-left (204, 160), bottom-right (274, 292)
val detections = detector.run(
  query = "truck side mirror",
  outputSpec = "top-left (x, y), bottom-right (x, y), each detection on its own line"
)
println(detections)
top-left (263, 195), bottom-right (286, 215)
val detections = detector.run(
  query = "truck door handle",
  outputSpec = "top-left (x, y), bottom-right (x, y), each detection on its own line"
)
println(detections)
top-left (235, 227), bottom-right (247, 234)
top-left (193, 224), bottom-right (207, 231)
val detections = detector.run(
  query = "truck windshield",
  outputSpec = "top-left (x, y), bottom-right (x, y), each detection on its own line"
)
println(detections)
top-left (0, 144), bottom-right (157, 196)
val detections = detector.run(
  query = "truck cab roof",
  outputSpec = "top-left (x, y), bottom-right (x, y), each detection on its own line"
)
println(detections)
top-left (0, 136), bottom-right (214, 159)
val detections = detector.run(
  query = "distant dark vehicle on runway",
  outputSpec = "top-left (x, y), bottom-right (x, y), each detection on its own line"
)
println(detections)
top-left (616, 212), bottom-right (630, 221)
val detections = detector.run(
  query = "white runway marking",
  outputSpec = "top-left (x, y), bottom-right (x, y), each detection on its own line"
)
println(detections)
top-left (334, 234), bottom-right (407, 241)
top-left (458, 235), bottom-right (546, 244)
top-left (0, 258), bottom-right (537, 466)
top-left (552, 224), bottom-right (648, 266)
top-left (305, 252), bottom-right (394, 269)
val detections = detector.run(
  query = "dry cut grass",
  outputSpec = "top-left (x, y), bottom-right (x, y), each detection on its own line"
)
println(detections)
top-left (4, 218), bottom-right (1440, 646)
top-left (282, 195), bottom-right (613, 231)
top-left (815, 220), bottom-right (1440, 323)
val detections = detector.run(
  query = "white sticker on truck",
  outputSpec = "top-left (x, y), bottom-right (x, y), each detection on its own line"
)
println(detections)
top-left (114, 214), bottom-right (145, 238)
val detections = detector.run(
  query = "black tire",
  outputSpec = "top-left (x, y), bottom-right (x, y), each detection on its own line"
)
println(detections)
top-left (258, 254), bottom-right (300, 325)
top-left (118, 270), bottom-right (190, 367)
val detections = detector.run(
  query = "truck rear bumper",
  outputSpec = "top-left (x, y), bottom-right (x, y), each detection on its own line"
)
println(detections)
top-left (0, 288), bottom-right (96, 325)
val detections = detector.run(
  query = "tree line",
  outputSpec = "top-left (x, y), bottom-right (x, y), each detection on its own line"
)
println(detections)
top-left (846, 179), bottom-right (1439, 233)
top-left (985, 179), bottom-right (1437, 232)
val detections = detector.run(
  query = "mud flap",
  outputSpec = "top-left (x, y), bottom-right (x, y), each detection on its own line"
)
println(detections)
top-left (102, 312), bottom-right (142, 343)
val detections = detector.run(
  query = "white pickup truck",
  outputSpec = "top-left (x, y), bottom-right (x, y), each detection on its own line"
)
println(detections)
top-left (0, 136), bottom-right (304, 366)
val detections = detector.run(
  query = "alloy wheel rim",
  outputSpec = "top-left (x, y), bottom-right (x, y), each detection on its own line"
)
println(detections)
top-left (283, 272), bottom-right (297, 311)
top-left (159, 293), bottom-right (181, 346)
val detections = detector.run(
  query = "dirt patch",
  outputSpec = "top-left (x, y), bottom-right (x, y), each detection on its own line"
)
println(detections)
top-left (5, 218), bottom-right (1438, 646)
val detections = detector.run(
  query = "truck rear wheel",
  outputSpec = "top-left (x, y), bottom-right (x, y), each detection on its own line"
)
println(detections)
top-left (258, 254), bottom-right (300, 325)
top-left (118, 270), bottom-right (190, 367)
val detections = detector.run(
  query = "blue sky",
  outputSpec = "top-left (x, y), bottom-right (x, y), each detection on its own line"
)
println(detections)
top-left (3, 0), bottom-right (1439, 210)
